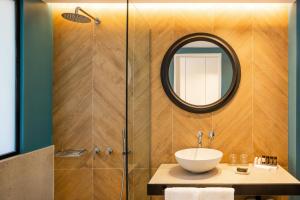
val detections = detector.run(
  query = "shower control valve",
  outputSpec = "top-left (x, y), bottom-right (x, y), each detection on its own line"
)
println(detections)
top-left (94, 146), bottom-right (101, 154)
top-left (106, 147), bottom-right (113, 155)
top-left (93, 146), bottom-right (101, 160)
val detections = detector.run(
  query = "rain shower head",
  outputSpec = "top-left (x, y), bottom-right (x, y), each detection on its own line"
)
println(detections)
top-left (62, 7), bottom-right (100, 25)
top-left (62, 13), bottom-right (91, 23)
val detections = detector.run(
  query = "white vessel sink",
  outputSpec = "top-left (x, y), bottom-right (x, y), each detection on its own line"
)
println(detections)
top-left (175, 148), bottom-right (223, 173)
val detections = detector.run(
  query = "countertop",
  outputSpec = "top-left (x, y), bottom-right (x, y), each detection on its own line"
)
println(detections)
top-left (148, 164), bottom-right (300, 196)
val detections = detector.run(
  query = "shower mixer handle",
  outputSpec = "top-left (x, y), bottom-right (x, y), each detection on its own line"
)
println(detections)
top-left (94, 146), bottom-right (101, 154)
top-left (93, 146), bottom-right (101, 160)
top-left (106, 147), bottom-right (113, 155)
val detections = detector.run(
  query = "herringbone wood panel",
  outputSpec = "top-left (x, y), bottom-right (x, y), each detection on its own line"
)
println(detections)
top-left (132, 14), bottom-right (151, 169)
top-left (53, 8), bottom-right (94, 170)
top-left (53, 3), bottom-right (288, 200)
top-left (55, 169), bottom-right (93, 200)
top-left (146, 8), bottom-right (175, 168)
top-left (92, 7), bottom-right (127, 168)
top-left (94, 169), bottom-right (126, 200)
top-left (211, 5), bottom-right (254, 163)
top-left (253, 5), bottom-right (288, 166)
top-left (138, 4), bottom-right (288, 170)
top-left (52, 4), bottom-right (127, 199)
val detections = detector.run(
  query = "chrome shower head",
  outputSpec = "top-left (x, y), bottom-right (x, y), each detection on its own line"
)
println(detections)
top-left (62, 13), bottom-right (91, 23)
top-left (62, 7), bottom-right (100, 25)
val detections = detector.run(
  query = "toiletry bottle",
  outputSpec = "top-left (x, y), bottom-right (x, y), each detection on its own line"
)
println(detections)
top-left (262, 156), bottom-right (266, 164)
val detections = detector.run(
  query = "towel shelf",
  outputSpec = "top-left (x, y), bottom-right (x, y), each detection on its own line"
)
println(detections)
top-left (148, 183), bottom-right (300, 196)
top-left (147, 164), bottom-right (300, 196)
top-left (55, 149), bottom-right (87, 158)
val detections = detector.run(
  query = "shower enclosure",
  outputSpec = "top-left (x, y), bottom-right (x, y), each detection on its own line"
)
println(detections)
top-left (127, 2), bottom-right (151, 200)
top-left (52, 2), bottom-right (151, 199)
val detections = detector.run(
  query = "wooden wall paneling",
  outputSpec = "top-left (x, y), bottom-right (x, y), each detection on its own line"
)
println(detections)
top-left (136, 4), bottom-right (288, 169)
top-left (144, 9), bottom-right (176, 168)
top-left (53, 5), bottom-right (127, 199)
top-left (94, 169), bottom-right (125, 200)
top-left (172, 7), bottom-right (214, 158)
top-left (173, 5), bottom-right (215, 37)
top-left (52, 8), bottom-right (93, 169)
top-left (52, 3), bottom-right (289, 199)
top-left (92, 8), bottom-right (126, 168)
top-left (253, 5), bottom-right (288, 167)
top-left (127, 4), bottom-right (136, 170)
top-left (211, 5), bottom-right (254, 163)
top-left (132, 169), bottom-right (150, 200)
top-left (128, 5), bottom-right (152, 199)
top-left (172, 106), bottom-right (213, 154)
top-left (55, 169), bottom-right (93, 200)
top-left (132, 9), bottom-right (151, 169)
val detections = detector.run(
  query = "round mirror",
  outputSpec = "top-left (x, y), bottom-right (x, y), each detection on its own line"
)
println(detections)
top-left (161, 33), bottom-right (241, 113)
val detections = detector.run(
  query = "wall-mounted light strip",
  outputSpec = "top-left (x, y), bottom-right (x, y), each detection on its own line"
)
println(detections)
top-left (43, 0), bottom-right (295, 3)
top-left (133, 3), bottom-right (291, 10)
top-left (48, 3), bottom-right (127, 10)
top-left (48, 2), bottom-right (292, 11)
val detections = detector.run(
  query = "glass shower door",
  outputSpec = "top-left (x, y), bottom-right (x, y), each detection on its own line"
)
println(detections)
top-left (127, 2), bottom-right (151, 199)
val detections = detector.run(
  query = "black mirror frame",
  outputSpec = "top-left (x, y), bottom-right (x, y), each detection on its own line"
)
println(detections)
top-left (161, 33), bottom-right (241, 113)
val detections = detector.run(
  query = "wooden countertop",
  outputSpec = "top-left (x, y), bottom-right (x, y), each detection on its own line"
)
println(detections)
top-left (148, 164), bottom-right (300, 196)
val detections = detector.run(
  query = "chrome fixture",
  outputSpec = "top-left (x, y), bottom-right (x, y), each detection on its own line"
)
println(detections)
top-left (208, 130), bottom-right (215, 146)
top-left (106, 147), bottom-right (113, 155)
top-left (93, 146), bottom-right (101, 160)
top-left (62, 7), bottom-right (100, 25)
top-left (55, 149), bottom-right (86, 158)
top-left (122, 128), bottom-right (127, 155)
top-left (197, 131), bottom-right (203, 148)
top-left (119, 128), bottom-right (126, 200)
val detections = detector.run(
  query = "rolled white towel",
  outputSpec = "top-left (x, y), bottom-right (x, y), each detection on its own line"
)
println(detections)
top-left (200, 187), bottom-right (234, 200)
top-left (165, 187), bottom-right (201, 200)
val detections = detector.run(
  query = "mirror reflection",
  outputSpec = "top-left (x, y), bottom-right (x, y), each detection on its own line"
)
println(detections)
top-left (168, 41), bottom-right (233, 106)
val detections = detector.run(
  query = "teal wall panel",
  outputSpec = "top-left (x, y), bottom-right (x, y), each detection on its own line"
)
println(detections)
top-left (288, 1), bottom-right (297, 177)
top-left (20, 0), bottom-right (53, 153)
top-left (288, 1), bottom-right (300, 199)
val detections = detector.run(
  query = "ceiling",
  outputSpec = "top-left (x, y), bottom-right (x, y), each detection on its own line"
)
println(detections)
top-left (43, 0), bottom-right (295, 3)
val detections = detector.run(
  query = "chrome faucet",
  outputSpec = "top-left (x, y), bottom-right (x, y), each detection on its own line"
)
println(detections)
top-left (197, 131), bottom-right (203, 147)
top-left (208, 131), bottom-right (215, 146)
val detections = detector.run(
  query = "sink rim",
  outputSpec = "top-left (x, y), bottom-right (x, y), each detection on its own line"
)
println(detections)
top-left (175, 147), bottom-right (223, 161)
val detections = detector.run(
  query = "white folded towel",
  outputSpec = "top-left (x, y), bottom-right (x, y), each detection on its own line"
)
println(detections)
top-left (200, 187), bottom-right (234, 200)
top-left (165, 187), bottom-right (201, 200)
top-left (165, 187), bottom-right (234, 200)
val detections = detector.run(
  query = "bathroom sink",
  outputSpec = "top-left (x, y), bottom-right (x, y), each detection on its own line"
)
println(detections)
top-left (175, 148), bottom-right (223, 173)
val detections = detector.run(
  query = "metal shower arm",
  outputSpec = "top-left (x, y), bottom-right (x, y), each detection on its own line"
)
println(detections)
top-left (75, 7), bottom-right (100, 24)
